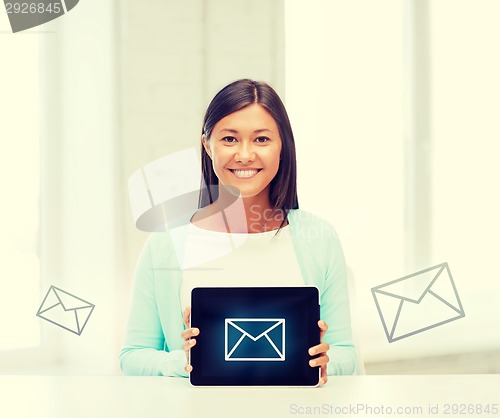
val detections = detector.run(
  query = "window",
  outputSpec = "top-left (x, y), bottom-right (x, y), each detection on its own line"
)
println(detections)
top-left (0, 19), bottom-right (41, 351)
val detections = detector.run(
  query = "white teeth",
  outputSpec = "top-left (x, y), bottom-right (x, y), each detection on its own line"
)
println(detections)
top-left (231, 169), bottom-right (259, 178)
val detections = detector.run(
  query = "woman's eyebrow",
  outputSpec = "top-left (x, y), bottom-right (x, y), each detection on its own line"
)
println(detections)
top-left (217, 128), bottom-right (273, 134)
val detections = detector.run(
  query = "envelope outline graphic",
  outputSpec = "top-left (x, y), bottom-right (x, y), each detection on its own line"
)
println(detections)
top-left (225, 318), bottom-right (285, 361)
top-left (371, 262), bottom-right (465, 343)
top-left (36, 285), bottom-right (95, 336)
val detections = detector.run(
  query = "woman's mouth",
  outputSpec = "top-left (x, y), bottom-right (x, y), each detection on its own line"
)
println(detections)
top-left (228, 168), bottom-right (262, 179)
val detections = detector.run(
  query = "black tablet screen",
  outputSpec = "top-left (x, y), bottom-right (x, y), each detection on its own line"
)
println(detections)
top-left (190, 287), bottom-right (320, 386)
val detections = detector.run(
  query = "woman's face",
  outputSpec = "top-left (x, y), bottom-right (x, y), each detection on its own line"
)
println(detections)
top-left (203, 103), bottom-right (282, 201)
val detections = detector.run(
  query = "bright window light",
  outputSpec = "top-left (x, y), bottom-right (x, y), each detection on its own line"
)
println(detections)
top-left (0, 16), bottom-right (41, 350)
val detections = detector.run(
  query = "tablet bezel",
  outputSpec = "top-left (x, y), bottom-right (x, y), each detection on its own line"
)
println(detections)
top-left (189, 286), bottom-right (321, 387)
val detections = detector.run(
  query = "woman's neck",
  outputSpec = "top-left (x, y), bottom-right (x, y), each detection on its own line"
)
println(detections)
top-left (193, 188), bottom-right (286, 233)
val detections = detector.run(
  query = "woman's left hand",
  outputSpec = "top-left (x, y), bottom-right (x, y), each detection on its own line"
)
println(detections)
top-left (308, 320), bottom-right (330, 386)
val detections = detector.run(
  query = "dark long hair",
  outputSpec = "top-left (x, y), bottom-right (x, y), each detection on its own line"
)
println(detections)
top-left (199, 79), bottom-right (299, 219)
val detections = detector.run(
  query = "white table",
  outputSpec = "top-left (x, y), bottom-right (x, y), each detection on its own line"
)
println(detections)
top-left (0, 375), bottom-right (498, 418)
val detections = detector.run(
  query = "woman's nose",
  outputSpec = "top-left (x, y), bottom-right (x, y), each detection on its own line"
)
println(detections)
top-left (234, 143), bottom-right (256, 163)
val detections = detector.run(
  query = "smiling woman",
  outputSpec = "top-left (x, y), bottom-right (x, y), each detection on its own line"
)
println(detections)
top-left (198, 79), bottom-right (298, 233)
top-left (120, 79), bottom-right (357, 384)
top-left (202, 104), bottom-right (282, 203)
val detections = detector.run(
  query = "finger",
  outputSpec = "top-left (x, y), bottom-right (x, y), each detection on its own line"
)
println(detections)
top-left (308, 342), bottom-right (330, 356)
top-left (319, 364), bottom-right (328, 385)
top-left (184, 363), bottom-right (193, 373)
top-left (318, 320), bottom-right (328, 340)
top-left (181, 327), bottom-right (199, 341)
top-left (181, 327), bottom-right (199, 340)
top-left (309, 354), bottom-right (329, 368)
top-left (183, 307), bottom-right (191, 329)
top-left (182, 338), bottom-right (196, 352)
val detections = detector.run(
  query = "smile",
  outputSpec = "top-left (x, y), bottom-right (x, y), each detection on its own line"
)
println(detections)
top-left (228, 168), bottom-right (262, 179)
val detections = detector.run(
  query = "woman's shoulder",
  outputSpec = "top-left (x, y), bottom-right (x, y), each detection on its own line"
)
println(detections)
top-left (144, 229), bottom-right (173, 249)
top-left (287, 209), bottom-right (340, 243)
top-left (140, 225), bottom-right (182, 268)
top-left (288, 209), bottom-right (338, 230)
top-left (143, 210), bottom-right (194, 250)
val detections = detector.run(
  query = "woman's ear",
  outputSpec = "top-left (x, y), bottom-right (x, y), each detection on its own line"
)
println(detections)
top-left (202, 134), bottom-right (212, 159)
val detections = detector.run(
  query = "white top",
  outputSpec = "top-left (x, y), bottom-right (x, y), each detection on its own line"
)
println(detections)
top-left (176, 221), bottom-right (303, 312)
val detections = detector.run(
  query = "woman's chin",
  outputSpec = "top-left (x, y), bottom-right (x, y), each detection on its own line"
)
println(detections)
top-left (218, 184), bottom-right (242, 197)
top-left (218, 181), bottom-right (271, 202)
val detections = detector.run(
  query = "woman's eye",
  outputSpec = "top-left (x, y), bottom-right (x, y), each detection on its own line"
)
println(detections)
top-left (221, 136), bottom-right (237, 143)
top-left (255, 136), bottom-right (270, 143)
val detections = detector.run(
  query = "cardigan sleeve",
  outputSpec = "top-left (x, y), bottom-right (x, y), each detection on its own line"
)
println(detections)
top-left (288, 210), bottom-right (357, 375)
top-left (119, 234), bottom-right (188, 377)
top-left (320, 226), bottom-right (357, 375)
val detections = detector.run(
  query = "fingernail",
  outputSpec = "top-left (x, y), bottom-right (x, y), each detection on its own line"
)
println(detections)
top-left (310, 360), bottom-right (316, 366)
top-left (192, 328), bottom-right (199, 335)
top-left (309, 348), bottom-right (315, 355)
top-left (319, 320), bottom-right (325, 326)
top-left (189, 339), bottom-right (195, 345)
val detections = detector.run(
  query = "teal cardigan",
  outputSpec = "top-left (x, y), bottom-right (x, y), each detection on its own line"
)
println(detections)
top-left (120, 209), bottom-right (357, 376)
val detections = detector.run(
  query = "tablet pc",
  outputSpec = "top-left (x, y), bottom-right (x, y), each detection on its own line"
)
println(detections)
top-left (189, 286), bottom-right (320, 387)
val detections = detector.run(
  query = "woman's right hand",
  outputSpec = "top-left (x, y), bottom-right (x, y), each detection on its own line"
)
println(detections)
top-left (181, 306), bottom-right (199, 373)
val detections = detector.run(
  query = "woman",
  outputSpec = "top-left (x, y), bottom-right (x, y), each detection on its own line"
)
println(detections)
top-left (120, 79), bottom-right (357, 384)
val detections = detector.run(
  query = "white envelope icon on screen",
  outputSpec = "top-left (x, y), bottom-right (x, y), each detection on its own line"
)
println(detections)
top-left (372, 262), bottom-right (465, 342)
top-left (36, 286), bottom-right (95, 336)
top-left (225, 318), bottom-right (285, 361)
